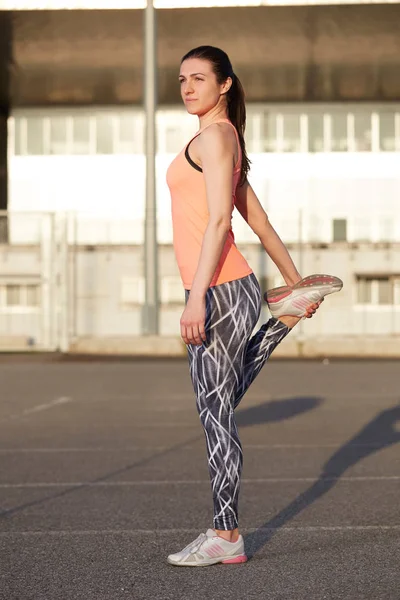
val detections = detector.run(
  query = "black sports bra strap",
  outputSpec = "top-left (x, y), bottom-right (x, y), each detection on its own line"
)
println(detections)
top-left (185, 139), bottom-right (203, 173)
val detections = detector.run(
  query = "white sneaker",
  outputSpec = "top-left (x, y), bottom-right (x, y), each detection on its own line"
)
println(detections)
top-left (264, 274), bottom-right (343, 319)
top-left (167, 529), bottom-right (247, 567)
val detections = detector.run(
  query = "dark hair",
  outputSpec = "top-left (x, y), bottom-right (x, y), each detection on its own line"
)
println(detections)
top-left (181, 45), bottom-right (250, 186)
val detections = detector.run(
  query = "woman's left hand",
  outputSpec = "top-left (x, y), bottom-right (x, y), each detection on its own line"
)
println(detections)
top-left (180, 297), bottom-right (207, 346)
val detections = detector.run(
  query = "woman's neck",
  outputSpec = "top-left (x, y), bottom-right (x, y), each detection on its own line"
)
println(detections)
top-left (198, 109), bottom-right (229, 131)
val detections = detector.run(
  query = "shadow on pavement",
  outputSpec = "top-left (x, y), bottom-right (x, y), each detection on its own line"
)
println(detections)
top-left (244, 404), bottom-right (400, 560)
top-left (0, 395), bottom-right (321, 519)
top-left (236, 396), bottom-right (322, 427)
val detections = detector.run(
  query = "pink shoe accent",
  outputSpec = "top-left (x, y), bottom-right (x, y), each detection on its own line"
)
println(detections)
top-left (292, 297), bottom-right (312, 310)
top-left (265, 289), bottom-right (292, 303)
top-left (294, 275), bottom-right (341, 289)
top-left (206, 545), bottom-right (224, 558)
top-left (222, 555), bottom-right (248, 564)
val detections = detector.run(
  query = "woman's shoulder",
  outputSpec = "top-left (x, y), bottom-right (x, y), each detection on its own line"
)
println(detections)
top-left (201, 120), bottom-right (237, 136)
top-left (197, 121), bottom-right (237, 151)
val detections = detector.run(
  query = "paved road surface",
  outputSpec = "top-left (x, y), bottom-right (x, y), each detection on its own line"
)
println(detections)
top-left (0, 358), bottom-right (399, 599)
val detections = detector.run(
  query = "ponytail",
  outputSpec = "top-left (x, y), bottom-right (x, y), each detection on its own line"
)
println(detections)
top-left (227, 73), bottom-right (250, 186)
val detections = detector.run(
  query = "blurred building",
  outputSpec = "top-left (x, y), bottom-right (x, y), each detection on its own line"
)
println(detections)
top-left (0, 1), bottom-right (399, 352)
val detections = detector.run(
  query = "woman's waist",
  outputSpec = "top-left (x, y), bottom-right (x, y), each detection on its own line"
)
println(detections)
top-left (174, 236), bottom-right (251, 275)
top-left (173, 227), bottom-right (236, 252)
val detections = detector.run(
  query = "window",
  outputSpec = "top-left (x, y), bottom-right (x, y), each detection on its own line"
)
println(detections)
top-left (308, 114), bottom-right (324, 152)
top-left (161, 277), bottom-right (184, 304)
top-left (357, 278), bottom-right (372, 304)
top-left (117, 113), bottom-right (135, 154)
top-left (394, 279), bottom-right (400, 305)
top-left (354, 114), bottom-right (372, 152)
top-left (333, 219), bottom-right (347, 242)
top-left (356, 276), bottom-right (399, 306)
top-left (0, 284), bottom-right (41, 311)
top-left (120, 277), bottom-right (144, 309)
top-left (132, 114), bottom-right (144, 154)
top-left (49, 117), bottom-right (68, 154)
top-left (244, 112), bottom-right (257, 153)
top-left (261, 112), bottom-right (277, 152)
top-left (26, 285), bottom-right (40, 307)
top-left (378, 279), bottom-right (391, 305)
top-left (26, 118), bottom-right (44, 155)
top-left (96, 115), bottom-right (114, 154)
top-left (331, 114), bottom-right (348, 152)
top-left (72, 116), bottom-right (91, 155)
top-left (282, 115), bottom-right (301, 152)
top-left (10, 106), bottom-right (400, 158)
top-left (6, 285), bottom-right (20, 306)
top-left (14, 118), bottom-right (25, 155)
top-left (379, 114), bottom-right (396, 151)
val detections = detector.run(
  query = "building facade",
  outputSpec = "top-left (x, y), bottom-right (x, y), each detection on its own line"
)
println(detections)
top-left (1, 1), bottom-right (400, 352)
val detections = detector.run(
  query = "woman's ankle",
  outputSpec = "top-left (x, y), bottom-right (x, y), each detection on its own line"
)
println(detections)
top-left (214, 528), bottom-right (239, 543)
top-left (278, 315), bottom-right (301, 330)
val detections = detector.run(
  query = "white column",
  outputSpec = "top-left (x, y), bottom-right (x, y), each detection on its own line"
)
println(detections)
top-left (143, 0), bottom-right (159, 334)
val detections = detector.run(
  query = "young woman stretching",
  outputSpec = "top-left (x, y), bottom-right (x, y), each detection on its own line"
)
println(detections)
top-left (166, 46), bottom-right (342, 567)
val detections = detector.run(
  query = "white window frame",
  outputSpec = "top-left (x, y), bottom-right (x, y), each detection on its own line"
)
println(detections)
top-left (9, 104), bottom-right (400, 158)
top-left (355, 276), bottom-right (400, 310)
top-left (0, 284), bottom-right (41, 314)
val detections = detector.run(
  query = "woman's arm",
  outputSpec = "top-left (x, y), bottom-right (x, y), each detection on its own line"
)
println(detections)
top-left (190, 124), bottom-right (235, 298)
top-left (180, 123), bottom-right (236, 346)
top-left (235, 179), bottom-right (301, 287)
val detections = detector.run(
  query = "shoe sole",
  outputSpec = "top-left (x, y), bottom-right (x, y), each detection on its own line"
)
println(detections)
top-left (264, 274), bottom-right (343, 304)
top-left (167, 554), bottom-right (248, 567)
top-left (292, 274), bottom-right (343, 292)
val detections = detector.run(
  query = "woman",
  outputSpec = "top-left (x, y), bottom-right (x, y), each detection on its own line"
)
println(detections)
top-left (166, 46), bottom-right (342, 567)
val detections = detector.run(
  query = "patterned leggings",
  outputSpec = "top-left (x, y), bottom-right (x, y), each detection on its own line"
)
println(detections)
top-left (186, 273), bottom-right (290, 531)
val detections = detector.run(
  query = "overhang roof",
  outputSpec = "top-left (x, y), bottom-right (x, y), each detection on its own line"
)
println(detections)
top-left (1, 4), bottom-right (400, 110)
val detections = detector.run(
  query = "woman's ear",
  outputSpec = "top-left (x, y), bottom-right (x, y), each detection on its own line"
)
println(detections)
top-left (221, 77), bottom-right (233, 95)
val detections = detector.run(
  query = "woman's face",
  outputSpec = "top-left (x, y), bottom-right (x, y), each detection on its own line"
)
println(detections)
top-left (179, 58), bottom-right (230, 116)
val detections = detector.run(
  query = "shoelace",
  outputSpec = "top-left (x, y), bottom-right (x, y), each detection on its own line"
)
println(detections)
top-left (181, 533), bottom-right (207, 554)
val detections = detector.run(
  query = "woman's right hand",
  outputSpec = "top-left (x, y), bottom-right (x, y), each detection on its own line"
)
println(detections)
top-left (180, 297), bottom-right (207, 346)
top-left (305, 298), bottom-right (324, 318)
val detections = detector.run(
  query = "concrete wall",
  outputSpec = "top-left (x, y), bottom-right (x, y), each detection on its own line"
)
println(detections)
top-left (1, 241), bottom-right (399, 355)
top-left (8, 152), bottom-right (400, 245)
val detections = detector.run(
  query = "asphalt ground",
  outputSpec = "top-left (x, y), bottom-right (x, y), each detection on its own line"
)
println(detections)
top-left (0, 357), bottom-right (399, 600)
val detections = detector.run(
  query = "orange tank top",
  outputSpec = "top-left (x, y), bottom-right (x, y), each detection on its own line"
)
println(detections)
top-left (166, 118), bottom-right (253, 290)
